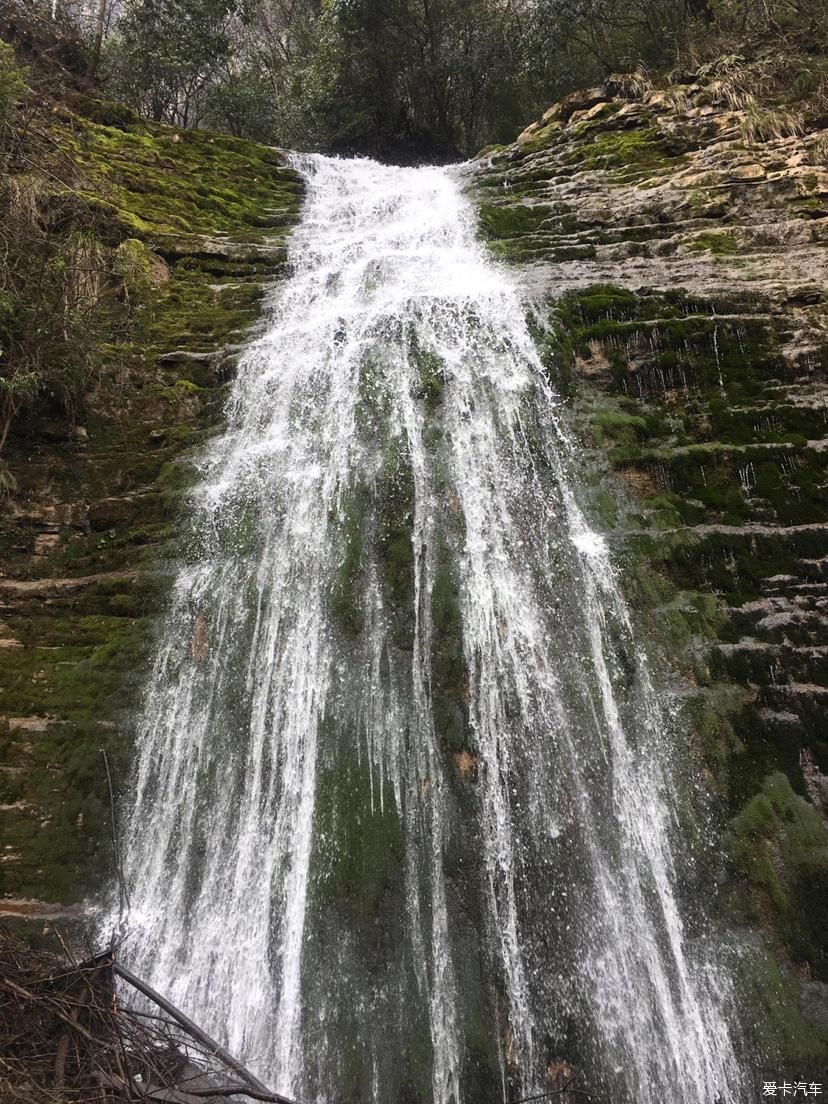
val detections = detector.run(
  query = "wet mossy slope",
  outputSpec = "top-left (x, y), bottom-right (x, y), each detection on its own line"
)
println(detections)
top-left (0, 94), bottom-right (303, 911)
top-left (471, 62), bottom-right (828, 1063)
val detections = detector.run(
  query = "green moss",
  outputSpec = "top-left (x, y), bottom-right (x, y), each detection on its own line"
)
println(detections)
top-left (0, 614), bottom-right (151, 719)
top-left (67, 93), bottom-right (141, 130)
top-left (572, 126), bottom-right (684, 173)
top-left (329, 490), bottom-right (367, 637)
top-left (376, 444), bottom-right (415, 629)
top-left (141, 272), bottom-right (264, 354)
top-left (56, 107), bottom-right (303, 241)
top-left (410, 337), bottom-right (446, 414)
top-left (0, 600), bottom-right (149, 901)
top-left (0, 93), bottom-right (304, 907)
top-left (591, 409), bottom-right (649, 448)
top-left (431, 555), bottom-right (468, 754)
top-left (477, 202), bottom-right (554, 240)
top-left (312, 747), bottom-right (404, 923)
top-left (591, 488), bottom-right (619, 528)
top-left (736, 948), bottom-right (828, 1065)
top-left (515, 121), bottom-right (561, 155)
top-left (555, 284), bottom-right (640, 331)
top-left (639, 492), bottom-right (685, 530)
top-left (682, 687), bottom-right (745, 789)
top-left (729, 773), bottom-right (828, 979)
top-left (587, 312), bottom-right (780, 399)
top-left (683, 230), bottom-right (741, 255)
top-left (0, 710), bottom-right (132, 902)
top-left (156, 457), bottom-right (199, 501)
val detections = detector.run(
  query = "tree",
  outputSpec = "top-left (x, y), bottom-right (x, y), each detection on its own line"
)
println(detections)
top-left (105, 0), bottom-right (248, 127)
top-left (298, 0), bottom-right (526, 159)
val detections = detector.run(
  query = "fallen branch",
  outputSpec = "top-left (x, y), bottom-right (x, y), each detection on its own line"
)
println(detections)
top-left (0, 930), bottom-right (303, 1104)
top-left (113, 958), bottom-right (298, 1104)
top-left (0, 975), bottom-right (107, 1049)
top-left (511, 1074), bottom-right (605, 1103)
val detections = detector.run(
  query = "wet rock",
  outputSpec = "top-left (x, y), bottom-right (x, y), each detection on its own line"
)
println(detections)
top-left (469, 61), bottom-right (828, 1052)
top-left (0, 99), bottom-right (305, 911)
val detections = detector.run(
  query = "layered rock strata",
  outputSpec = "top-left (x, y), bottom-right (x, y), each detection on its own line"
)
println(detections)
top-left (0, 96), bottom-right (302, 909)
top-left (470, 66), bottom-right (828, 1061)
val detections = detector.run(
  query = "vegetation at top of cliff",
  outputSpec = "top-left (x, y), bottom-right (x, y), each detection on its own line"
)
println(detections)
top-left (0, 38), bottom-right (106, 456)
top-left (0, 23), bottom-right (304, 899)
top-left (0, 11), bottom-right (300, 460)
top-left (11, 0), bottom-right (828, 162)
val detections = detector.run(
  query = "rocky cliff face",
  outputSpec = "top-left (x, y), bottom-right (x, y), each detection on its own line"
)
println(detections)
top-left (1, 57), bottom-right (825, 1068)
top-left (470, 62), bottom-right (828, 1062)
top-left (0, 95), bottom-right (302, 918)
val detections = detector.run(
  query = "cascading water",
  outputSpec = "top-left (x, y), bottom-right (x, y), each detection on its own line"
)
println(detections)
top-left (116, 155), bottom-right (744, 1104)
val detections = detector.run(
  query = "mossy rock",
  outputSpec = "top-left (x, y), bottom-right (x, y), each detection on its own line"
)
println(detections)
top-left (729, 773), bottom-right (828, 981)
top-left (312, 747), bottom-right (405, 926)
top-left (0, 92), bottom-right (304, 909)
top-left (683, 229), bottom-right (741, 255)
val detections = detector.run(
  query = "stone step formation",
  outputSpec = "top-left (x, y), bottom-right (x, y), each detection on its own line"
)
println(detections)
top-left (470, 67), bottom-right (827, 1063)
top-left (0, 95), bottom-right (304, 908)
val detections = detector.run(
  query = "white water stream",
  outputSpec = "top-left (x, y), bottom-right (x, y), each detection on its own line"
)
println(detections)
top-left (117, 155), bottom-right (743, 1104)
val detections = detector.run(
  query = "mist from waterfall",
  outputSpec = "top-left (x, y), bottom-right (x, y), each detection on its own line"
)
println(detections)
top-left (115, 154), bottom-right (743, 1104)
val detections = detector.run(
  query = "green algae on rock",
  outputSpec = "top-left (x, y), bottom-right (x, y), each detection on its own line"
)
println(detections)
top-left (0, 93), bottom-right (303, 906)
top-left (468, 60), bottom-right (828, 1066)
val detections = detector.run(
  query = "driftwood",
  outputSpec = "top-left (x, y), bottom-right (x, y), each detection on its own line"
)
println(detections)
top-left (0, 929), bottom-right (300, 1104)
top-left (0, 929), bottom-right (606, 1104)
top-left (112, 957), bottom-right (291, 1103)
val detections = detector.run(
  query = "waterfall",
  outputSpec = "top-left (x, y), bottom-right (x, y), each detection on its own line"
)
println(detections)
top-left (116, 155), bottom-right (743, 1104)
